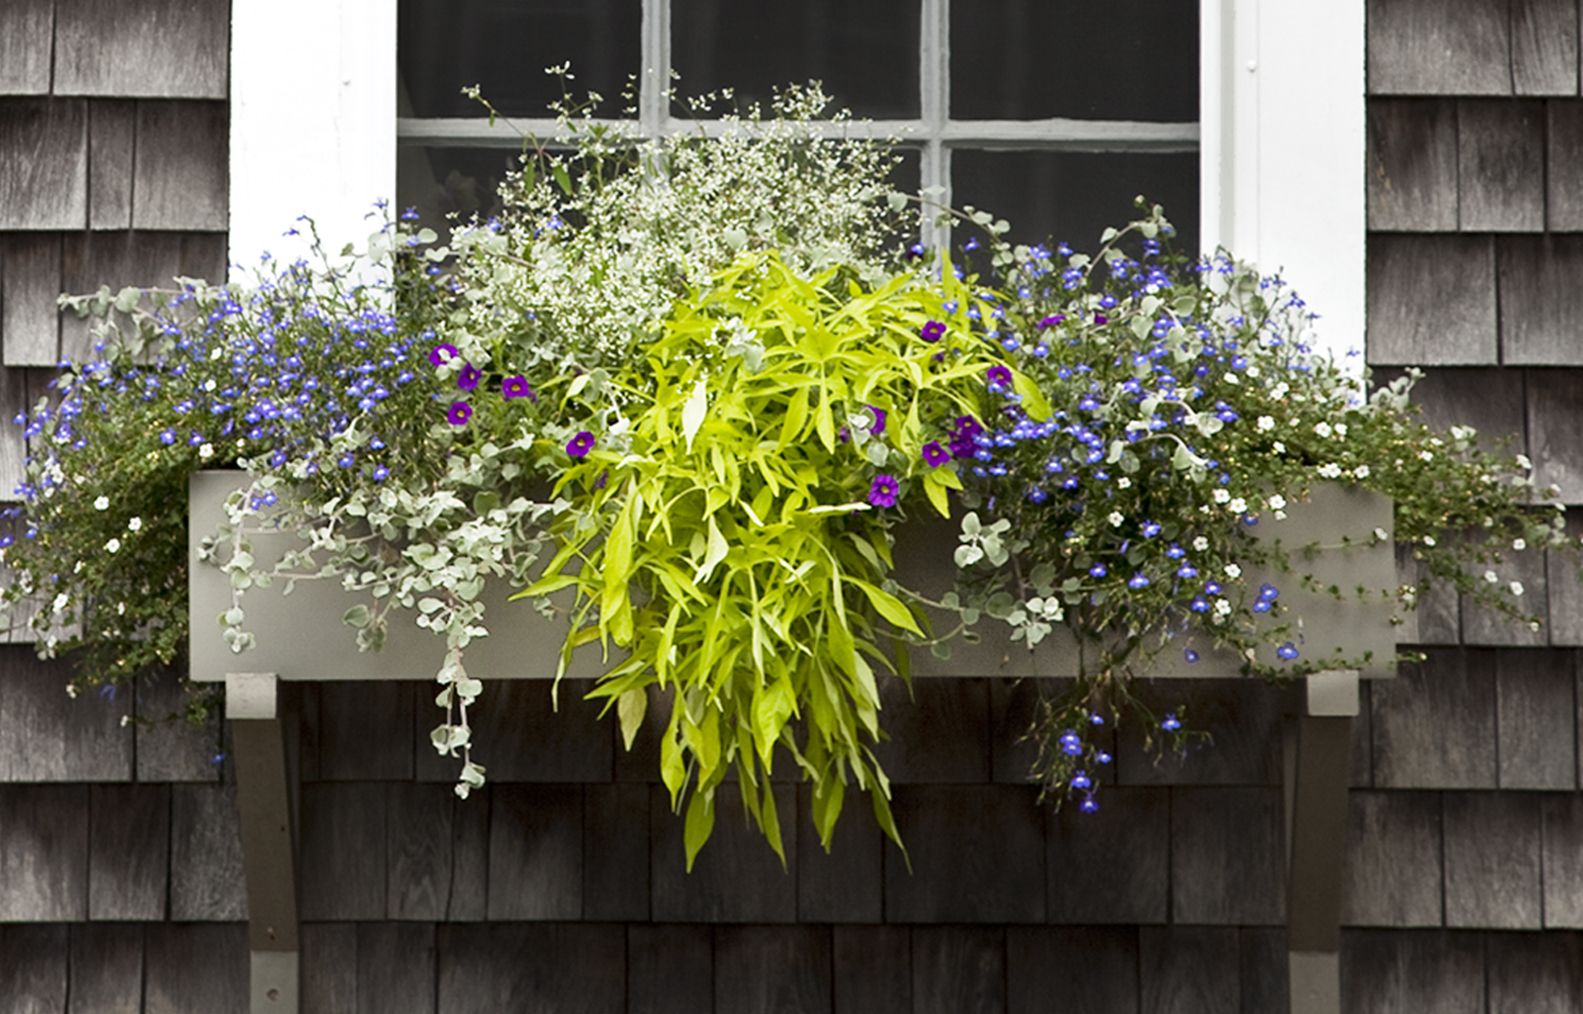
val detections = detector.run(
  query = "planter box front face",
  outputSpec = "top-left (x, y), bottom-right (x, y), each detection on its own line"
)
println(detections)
top-left (189, 472), bottom-right (1397, 682)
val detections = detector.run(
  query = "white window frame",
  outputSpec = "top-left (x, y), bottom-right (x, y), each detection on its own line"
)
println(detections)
top-left (231, 0), bottom-right (1363, 365)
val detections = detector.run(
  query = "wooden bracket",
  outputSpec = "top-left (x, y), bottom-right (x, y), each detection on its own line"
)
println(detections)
top-left (226, 673), bottom-right (300, 1014)
top-left (1283, 670), bottom-right (1357, 1014)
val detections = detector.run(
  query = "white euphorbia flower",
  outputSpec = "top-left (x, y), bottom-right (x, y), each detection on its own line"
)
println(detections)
top-left (93, 495), bottom-right (109, 510)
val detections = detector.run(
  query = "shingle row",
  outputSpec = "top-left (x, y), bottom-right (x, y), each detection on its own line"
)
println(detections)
top-left (1368, 0), bottom-right (1580, 96)
top-left (0, 0), bottom-right (228, 100)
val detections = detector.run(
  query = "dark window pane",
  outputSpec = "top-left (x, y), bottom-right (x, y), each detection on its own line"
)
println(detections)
top-left (951, 149), bottom-right (1199, 254)
top-left (399, 0), bottom-right (642, 119)
top-left (397, 146), bottom-right (523, 225)
top-left (672, 0), bottom-right (920, 118)
top-left (951, 1), bottom-right (1199, 122)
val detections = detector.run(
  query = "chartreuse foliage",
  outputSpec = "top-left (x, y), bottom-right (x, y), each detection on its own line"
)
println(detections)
top-left (518, 252), bottom-right (1039, 865)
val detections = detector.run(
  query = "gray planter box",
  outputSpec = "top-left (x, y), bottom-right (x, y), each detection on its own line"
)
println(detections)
top-left (188, 471), bottom-right (1398, 684)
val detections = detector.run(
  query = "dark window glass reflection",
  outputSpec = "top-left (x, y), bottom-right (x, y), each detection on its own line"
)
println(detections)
top-left (951, 1), bottom-right (1198, 122)
top-left (951, 149), bottom-right (1199, 254)
top-left (397, 146), bottom-right (525, 225)
top-left (672, 0), bottom-right (920, 117)
top-left (399, 0), bottom-right (642, 118)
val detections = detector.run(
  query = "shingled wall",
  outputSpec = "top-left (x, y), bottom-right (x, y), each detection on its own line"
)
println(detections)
top-left (5, 0), bottom-right (1583, 1011)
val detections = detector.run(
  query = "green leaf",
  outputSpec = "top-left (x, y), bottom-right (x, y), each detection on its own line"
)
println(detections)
top-left (682, 377), bottom-right (709, 451)
top-left (617, 688), bottom-right (647, 751)
top-left (848, 579), bottom-right (923, 635)
top-left (683, 788), bottom-right (716, 872)
top-left (552, 161), bottom-right (573, 194)
top-left (342, 604), bottom-right (371, 628)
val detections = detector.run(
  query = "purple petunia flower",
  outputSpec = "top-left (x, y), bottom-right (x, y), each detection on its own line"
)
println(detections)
top-left (919, 320), bottom-right (946, 343)
top-left (446, 401), bottom-right (471, 426)
top-left (1093, 313), bottom-right (1109, 326)
top-left (922, 441), bottom-right (949, 468)
top-left (949, 415), bottom-right (984, 460)
top-left (868, 405), bottom-right (887, 436)
top-left (429, 343), bottom-right (461, 367)
top-left (458, 363), bottom-right (482, 392)
top-left (868, 474), bottom-right (899, 508)
top-left (1037, 314), bottom-right (1066, 330)
top-left (986, 365), bottom-right (1013, 391)
top-left (502, 375), bottom-right (536, 400)
top-left (567, 430), bottom-right (595, 459)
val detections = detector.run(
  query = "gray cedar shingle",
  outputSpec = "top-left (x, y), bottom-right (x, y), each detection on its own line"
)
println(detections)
top-left (1366, 235), bottom-right (1496, 366)
top-left (1547, 101), bottom-right (1583, 229)
top-left (1487, 930), bottom-right (1583, 1013)
top-left (0, 0), bottom-right (53, 95)
top-left (1398, 542), bottom-right (1460, 644)
top-left (1512, 0), bottom-right (1580, 95)
top-left (1402, 366), bottom-right (1526, 455)
top-left (1495, 649), bottom-right (1577, 788)
top-left (299, 782), bottom-right (385, 921)
top-left (1366, 0), bottom-right (1512, 95)
top-left (1371, 648), bottom-right (1498, 788)
top-left (357, 923), bottom-right (437, 1014)
top-left (1351, 681), bottom-right (1374, 787)
top-left (143, 924), bottom-right (248, 1014)
top-left (796, 782), bottom-right (883, 923)
top-left (990, 677), bottom-right (1043, 784)
top-left (168, 783), bottom-right (245, 921)
top-left (1114, 680), bottom-right (1283, 786)
top-left (0, 784), bottom-right (87, 920)
top-left (88, 784), bottom-right (169, 920)
top-left (1169, 787), bottom-right (1285, 925)
top-left (386, 782), bottom-right (455, 920)
top-left (886, 785), bottom-right (1045, 923)
top-left (131, 100), bottom-right (228, 232)
top-left (1442, 791), bottom-right (1543, 928)
top-left (0, 924), bottom-right (68, 1014)
top-left (0, 99), bottom-right (87, 230)
top-left (873, 677), bottom-right (990, 782)
top-left (582, 784), bottom-right (649, 921)
top-left (53, 0), bottom-right (228, 99)
top-left (446, 785), bottom-right (489, 921)
top-left (134, 672), bottom-right (222, 782)
top-left (714, 926), bottom-right (832, 1014)
top-left (1, 233), bottom-right (62, 366)
top-left (651, 783), bottom-right (797, 923)
top-left (68, 924), bottom-right (143, 1014)
top-left (910, 927), bottom-right (1005, 1014)
top-left (1546, 518), bottom-right (1583, 646)
top-left (1239, 929), bottom-right (1291, 1014)
top-left (316, 681), bottom-right (414, 780)
top-left (418, 679), bottom-right (611, 783)
top-left (302, 923), bottom-right (357, 1014)
top-left (1500, 240), bottom-right (1583, 364)
top-left (1340, 930), bottom-right (1485, 1014)
top-left (485, 783), bottom-right (583, 920)
top-left (1457, 100), bottom-right (1545, 231)
top-left (0, 645), bottom-right (133, 780)
top-left (1366, 99), bottom-right (1458, 231)
top-left (1342, 791), bottom-right (1444, 926)
top-left (58, 231), bottom-right (226, 362)
top-left (1007, 927), bottom-right (1139, 1014)
top-left (833, 926), bottom-right (910, 1014)
top-left (1541, 793), bottom-right (1583, 926)
top-left (1138, 927), bottom-right (1240, 1014)
top-left (1527, 369), bottom-right (1583, 497)
top-left (435, 924), bottom-right (625, 1014)
top-left (1046, 786), bottom-right (1169, 924)
top-left (89, 101), bottom-right (136, 231)
top-left (0, 367), bottom-right (30, 507)
top-left (628, 924), bottom-right (713, 1014)
top-left (1462, 541), bottom-right (1549, 647)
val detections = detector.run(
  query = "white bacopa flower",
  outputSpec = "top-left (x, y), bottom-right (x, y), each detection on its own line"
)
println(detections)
top-left (1256, 415), bottom-right (1275, 432)
top-left (1267, 494), bottom-right (1286, 510)
top-left (1224, 563), bottom-right (1242, 578)
top-left (1512, 538), bottom-right (1526, 551)
top-left (1422, 535), bottom-right (1437, 547)
top-left (1418, 450), bottom-right (1434, 462)
top-left (1273, 509), bottom-right (1288, 520)
top-left (1313, 421), bottom-right (1333, 438)
top-left (1213, 598), bottom-right (1233, 616)
top-left (1193, 536), bottom-right (1210, 552)
top-left (1530, 620), bottom-right (1542, 632)
top-left (1212, 488), bottom-right (1231, 504)
top-left (51, 592), bottom-right (69, 615)
top-left (1317, 463), bottom-right (1342, 479)
top-left (104, 538), bottom-right (121, 554)
top-left (127, 516), bottom-right (142, 533)
top-left (1116, 477), bottom-right (1131, 490)
top-left (1228, 497), bottom-right (1248, 514)
top-left (119, 715), bottom-right (130, 728)
top-left (65, 684), bottom-right (78, 699)
top-left (1509, 581), bottom-right (1525, 597)
top-left (1335, 423), bottom-right (1348, 438)
top-left (1484, 570), bottom-right (1498, 584)
top-left (93, 495), bottom-right (109, 511)
top-left (1373, 527), bottom-right (1389, 542)
top-left (1108, 511), bottom-right (1124, 527)
top-left (1517, 454), bottom-right (1533, 471)
top-left (1353, 464), bottom-right (1371, 479)
top-left (198, 443), bottom-right (214, 460)
top-left (1272, 441), bottom-right (1286, 454)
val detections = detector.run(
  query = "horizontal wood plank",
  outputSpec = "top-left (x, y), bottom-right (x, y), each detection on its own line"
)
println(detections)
top-left (651, 783), bottom-right (798, 923)
top-left (911, 927), bottom-right (1004, 1014)
top-left (299, 782), bottom-right (385, 921)
top-left (833, 926), bottom-right (909, 1014)
top-left (1047, 786), bottom-right (1169, 924)
top-left (628, 925), bottom-right (712, 1014)
top-left (1008, 927), bottom-right (1138, 1014)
